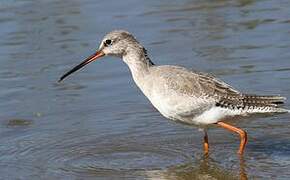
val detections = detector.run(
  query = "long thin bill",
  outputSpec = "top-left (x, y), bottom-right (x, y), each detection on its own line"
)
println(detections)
top-left (58, 50), bottom-right (105, 82)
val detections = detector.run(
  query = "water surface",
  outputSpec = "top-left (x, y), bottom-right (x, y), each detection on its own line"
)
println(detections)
top-left (1, 0), bottom-right (290, 179)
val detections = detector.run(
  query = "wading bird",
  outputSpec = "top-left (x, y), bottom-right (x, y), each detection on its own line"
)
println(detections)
top-left (59, 30), bottom-right (289, 155)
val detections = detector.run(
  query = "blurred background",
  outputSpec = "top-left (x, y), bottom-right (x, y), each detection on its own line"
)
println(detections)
top-left (0, 0), bottom-right (290, 179)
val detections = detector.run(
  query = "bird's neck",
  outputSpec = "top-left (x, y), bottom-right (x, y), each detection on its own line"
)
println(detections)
top-left (122, 47), bottom-right (154, 81)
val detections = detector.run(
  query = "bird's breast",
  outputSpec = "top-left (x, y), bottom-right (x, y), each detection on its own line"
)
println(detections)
top-left (132, 71), bottom-right (216, 125)
top-left (140, 83), bottom-right (212, 124)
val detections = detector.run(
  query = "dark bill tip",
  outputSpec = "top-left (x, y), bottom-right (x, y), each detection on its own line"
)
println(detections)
top-left (58, 50), bottom-right (105, 82)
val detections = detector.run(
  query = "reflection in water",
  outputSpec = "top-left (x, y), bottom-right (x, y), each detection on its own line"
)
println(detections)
top-left (239, 157), bottom-right (248, 180)
top-left (146, 155), bottom-right (248, 180)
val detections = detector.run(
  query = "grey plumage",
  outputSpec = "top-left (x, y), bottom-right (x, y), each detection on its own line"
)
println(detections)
top-left (148, 65), bottom-right (288, 114)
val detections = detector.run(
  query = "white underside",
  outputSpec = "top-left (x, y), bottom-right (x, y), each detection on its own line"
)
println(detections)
top-left (193, 106), bottom-right (245, 125)
top-left (147, 93), bottom-right (289, 126)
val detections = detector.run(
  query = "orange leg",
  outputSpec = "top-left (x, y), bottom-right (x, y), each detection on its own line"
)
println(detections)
top-left (216, 121), bottom-right (248, 155)
top-left (203, 130), bottom-right (209, 155)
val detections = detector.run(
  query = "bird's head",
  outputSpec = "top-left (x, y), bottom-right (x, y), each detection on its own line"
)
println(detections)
top-left (58, 30), bottom-right (139, 82)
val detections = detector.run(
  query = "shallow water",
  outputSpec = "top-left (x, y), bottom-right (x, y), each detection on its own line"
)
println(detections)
top-left (1, 0), bottom-right (290, 179)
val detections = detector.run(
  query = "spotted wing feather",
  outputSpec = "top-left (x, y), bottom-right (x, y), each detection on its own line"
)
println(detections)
top-left (195, 71), bottom-right (286, 112)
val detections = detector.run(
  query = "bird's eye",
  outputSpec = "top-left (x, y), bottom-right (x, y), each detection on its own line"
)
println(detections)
top-left (104, 39), bottom-right (112, 47)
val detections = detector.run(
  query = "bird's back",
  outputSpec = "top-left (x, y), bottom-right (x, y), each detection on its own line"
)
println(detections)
top-left (142, 65), bottom-right (288, 124)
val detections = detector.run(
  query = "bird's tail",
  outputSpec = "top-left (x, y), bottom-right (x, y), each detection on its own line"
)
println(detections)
top-left (243, 94), bottom-right (289, 113)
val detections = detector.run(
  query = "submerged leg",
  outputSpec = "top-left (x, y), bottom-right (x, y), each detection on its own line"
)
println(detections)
top-left (216, 121), bottom-right (248, 155)
top-left (203, 129), bottom-right (209, 155)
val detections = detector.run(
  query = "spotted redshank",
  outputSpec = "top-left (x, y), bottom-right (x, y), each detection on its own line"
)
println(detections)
top-left (59, 30), bottom-right (289, 155)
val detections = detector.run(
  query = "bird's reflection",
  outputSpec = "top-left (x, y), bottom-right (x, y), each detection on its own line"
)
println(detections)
top-left (146, 154), bottom-right (248, 180)
top-left (238, 156), bottom-right (248, 180)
